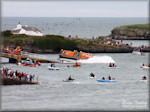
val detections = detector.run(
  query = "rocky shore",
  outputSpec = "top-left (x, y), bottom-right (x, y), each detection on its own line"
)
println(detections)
top-left (1, 77), bottom-right (38, 85)
top-left (3, 37), bottom-right (134, 53)
top-left (111, 24), bottom-right (150, 40)
top-left (1, 24), bottom-right (150, 54)
top-left (76, 44), bottom-right (133, 53)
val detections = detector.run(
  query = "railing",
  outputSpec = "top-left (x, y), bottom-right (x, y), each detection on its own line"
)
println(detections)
top-left (1, 50), bottom-right (59, 63)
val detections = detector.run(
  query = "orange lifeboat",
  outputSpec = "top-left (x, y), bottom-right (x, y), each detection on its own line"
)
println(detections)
top-left (59, 49), bottom-right (94, 60)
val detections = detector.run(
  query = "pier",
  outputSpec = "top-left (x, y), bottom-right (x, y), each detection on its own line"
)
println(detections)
top-left (1, 51), bottom-right (59, 63)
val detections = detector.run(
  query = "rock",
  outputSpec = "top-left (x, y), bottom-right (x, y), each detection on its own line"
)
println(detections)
top-left (111, 27), bottom-right (150, 40)
top-left (77, 44), bottom-right (133, 53)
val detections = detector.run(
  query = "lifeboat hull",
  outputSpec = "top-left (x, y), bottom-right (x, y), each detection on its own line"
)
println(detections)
top-left (59, 55), bottom-right (79, 63)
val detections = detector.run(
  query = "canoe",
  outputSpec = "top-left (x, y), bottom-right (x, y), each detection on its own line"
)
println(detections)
top-left (97, 79), bottom-right (117, 82)
top-left (48, 66), bottom-right (59, 70)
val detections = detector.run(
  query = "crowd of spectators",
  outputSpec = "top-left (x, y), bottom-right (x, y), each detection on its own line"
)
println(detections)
top-left (1, 67), bottom-right (38, 83)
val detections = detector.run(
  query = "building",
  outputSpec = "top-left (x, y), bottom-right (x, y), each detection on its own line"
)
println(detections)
top-left (11, 22), bottom-right (43, 36)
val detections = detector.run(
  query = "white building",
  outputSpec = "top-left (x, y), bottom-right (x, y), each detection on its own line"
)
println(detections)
top-left (11, 22), bottom-right (43, 36)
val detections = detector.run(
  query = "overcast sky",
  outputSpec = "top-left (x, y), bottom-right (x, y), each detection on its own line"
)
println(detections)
top-left (1, 0), bottom-right (149, 17)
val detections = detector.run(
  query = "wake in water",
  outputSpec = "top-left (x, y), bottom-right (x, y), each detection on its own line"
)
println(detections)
top-left (78, 56), bottom-right (115, 63)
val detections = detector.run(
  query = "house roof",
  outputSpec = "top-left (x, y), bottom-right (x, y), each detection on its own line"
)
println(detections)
top-left (12, 23), bottom-right (42, 34)
top-left (11, 29), bottom-right (21, 33)
top-left (22, 26), bottom-right (42, 33)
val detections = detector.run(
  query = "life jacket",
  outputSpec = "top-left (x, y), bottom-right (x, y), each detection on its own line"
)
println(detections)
top-left (142, 78), bottom-right (146, 80)
top-left (14, 50), bottom-right (18, 54)
top-left (78, 63), bottom-right (81, 66)
top-left (37, 61), bottom-right (40, 65)
top-left (110, 63), bottom-right (113, 67)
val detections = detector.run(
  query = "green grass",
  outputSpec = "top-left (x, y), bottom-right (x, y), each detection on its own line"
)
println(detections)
top-left (2, 35), bottom-right (78, 50)
top-left (121, 24), bottom-right (149, 30)
top-left (2, 35), bottom-right (33, 46)
top-left (32, 35), bottom-right (77, 51)
top-left (2, 34), bottom-right (125, 52)
top-left (3, 36), bottom-right (32, 41)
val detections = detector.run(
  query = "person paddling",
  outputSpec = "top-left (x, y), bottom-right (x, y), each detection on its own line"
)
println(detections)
top-left (50, 63), bottom-right (53, 67)
top-left (102, 77), bottom-right (105, 80)
top-left (108, 76), bottom-right (111, 80)
top-left (142, 63), bottom-right (146, 66)
top-left (142, 76), bottom-right (147, 80)
top-left (68, 75), bottom-right (74, 80)
top-left (90, 72), bottom-right (95, 77)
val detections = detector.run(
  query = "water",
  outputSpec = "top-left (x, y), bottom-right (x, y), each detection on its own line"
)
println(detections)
top-left (121, 40), bottom-right (149, 47)
top-left (78, 56), bottom-right (115, 63)
top-left (1, 53), bottom-right (149, 111)
top-left (2, 17), bottom-right (148, 38)
top-left (1, 17), bottom-right (149, 110)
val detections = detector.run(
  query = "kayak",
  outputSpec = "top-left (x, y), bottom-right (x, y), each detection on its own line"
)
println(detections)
top-left (48, 66), bottom-right (59, 70)
top-left (89, 76), bottom-right (97, 79)
top-left (140, 80), bottom-right (149, 82)
top-left (109, 66), bottom-right (118, 68)
top-left (97, 79), bottom-right (117, 82)
top-left (141, 66), bottom-right (150, 70)
top-left (63, 79), bottom-right (74, 82)
top-left (132, 51), bottom-right (142, 55)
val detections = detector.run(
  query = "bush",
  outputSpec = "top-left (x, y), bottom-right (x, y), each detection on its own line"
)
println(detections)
top-left (1, 30), bottom-right (13, 36)
top-left (33, 35), bottom-right (77, 51)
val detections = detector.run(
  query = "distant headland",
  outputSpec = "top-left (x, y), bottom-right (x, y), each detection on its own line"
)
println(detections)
top-left (111, 24), bottom-right (149, 40)
top-left (1, 24), bottom-right (150, 54)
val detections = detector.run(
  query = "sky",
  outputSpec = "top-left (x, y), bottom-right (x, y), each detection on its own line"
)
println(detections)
top-left (1, 0), bottom-right (149, 17)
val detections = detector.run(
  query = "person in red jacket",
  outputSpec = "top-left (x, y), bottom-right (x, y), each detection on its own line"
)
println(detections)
top-left (18, 72), bottom-right (22, 80)
top-left (109, 63), bottom-right (113, 67)
top-left (10, 71), bottom-right (13, 78)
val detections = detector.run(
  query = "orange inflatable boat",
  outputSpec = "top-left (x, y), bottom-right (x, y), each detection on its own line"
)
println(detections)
top-left (59, 49), bottom-right (94, 63)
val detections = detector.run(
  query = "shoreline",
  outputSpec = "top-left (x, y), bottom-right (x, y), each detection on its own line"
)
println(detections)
top-left (2, 35), bottom-right (150, 54)
top-left (1, 67), bottom-right (39, 85)
top-left (1, 23), bottom-right (150, 54)
top-left (1, 76), bottom-right (38, 85)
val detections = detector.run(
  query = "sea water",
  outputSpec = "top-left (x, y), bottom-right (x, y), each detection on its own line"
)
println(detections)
top-left (1, 17), bottom-right (149, 111)
top-left (1, 53), bottom-right (149, 111)
top-left (2, 17), bottom-right (148, 38)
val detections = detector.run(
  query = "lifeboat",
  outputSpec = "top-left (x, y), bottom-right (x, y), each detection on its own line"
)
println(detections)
top-left (23, 63), bottom-right (36, 67)
top-left (59, 49), bottom-right (94, 63)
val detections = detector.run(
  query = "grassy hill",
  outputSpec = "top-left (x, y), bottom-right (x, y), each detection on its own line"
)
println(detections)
top-left (120, 24), bottom-right (149, 30)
